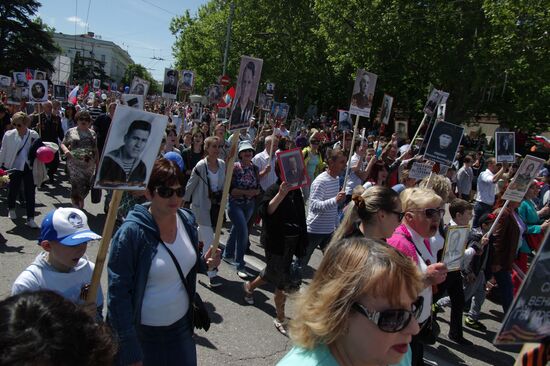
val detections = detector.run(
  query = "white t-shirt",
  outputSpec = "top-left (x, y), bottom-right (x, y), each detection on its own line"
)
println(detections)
top-left (475, 169), bottom-right (496, 205)
top-left (252, 150), bottom-right (277, 191)
top-left (12, 130), bottom-right (31, 171)
top-left (141, 216), bottom-right (197, 326)
top-left (345, 153), bottom-right (365, 195)
top-left (207, 166), bottom-right (221, 192)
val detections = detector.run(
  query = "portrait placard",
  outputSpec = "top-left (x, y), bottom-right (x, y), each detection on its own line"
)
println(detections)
top-left (162, 68), bottom-right (179, 99)
top-left (379, 94), bottom-right (394, 125)
top-left (495, 231), bottom-right (550, 345)
top-left (180, 70), bottom-right (194, 92)
top-left (270, 102), bottom-right (289, 124)
top-left (34, 70), bottom-right (46, 80)
top-left (495, 132), bottom-right (515, 163)
top-left (121, 94), bottom-right (144, 110)
top-left (266, 82), bottom-right (275, 95)
top-left (258, 93), bottom-right (273, 111)
top-left (276, 148), bottom-right (310, 191)
top-left (338, 109), bottom-right (352, 131)
top-left (424, 121), bottom-right (464, 167)
top-left (436, 103), bottom-right (446, 122)
top-left (409, 162), bottom-right (433, 180)
top-left (6, 86), bottom-right (26, 104)
top-left (502, 155), bottom-right (545, 202)
top-left (229, 56), bottom-right (263, 131)
top-left (442, 226), bottom-right (470, 271)
top-left (92, 79), bottom-right (101, 89)
top-left (423, 89), bottom-right (449, 116)
top-left (13, 72), bottom-right (27, 87)
top-left (349, 69), bottom-right (377, 118)
top-left (0, 75), bottom-right (11, 88)
top-left (208, 84), bottom-right (222, 104)
top-left (95, 105), bottom-right (168, 190)
top-left (28, 80), bottom-right (48, 103)
top-left (53, 85), bottom-right (67, 101)
top-left (130, 77), bottom-right (150, 96)
top-left (395, 120), bottom-right (408, 138)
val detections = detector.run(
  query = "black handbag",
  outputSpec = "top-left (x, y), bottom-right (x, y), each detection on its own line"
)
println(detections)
top-left (159, 242), bottom-right (211, 331)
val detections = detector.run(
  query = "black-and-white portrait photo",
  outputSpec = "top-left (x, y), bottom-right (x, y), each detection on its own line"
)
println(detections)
top-left (13, 72), bottom-right (27, 87)
top-left (92, 79), bottom-right (101, 89)
top-left (130, 77), bottom-right (150, 96)
top-left (437, 103), bottom-right (446, 121)
top-left (395, 120), bottom-right (408, 139)
top-left (442, 226), bottom-right (469, 271)
top-left (122, 94), bottom-right (144, 110)
top-left (180, 70), bottom-right (194, 92)
top-left (266, 82), bottom-right (275, 95)
top-left (379, 94), bottom-right (393, 125)
top-left (258, 93), bottom-right (272, 111)
top-left (53, 85), bottom-right (67, 101)
top-left (34, 70), bottom-right (46, 80)
top-left (6, 86), bottom-right (25, 104)
top-left (28, 80), bottom-right (48, 103)
top-left (162, 68), bottom-right (179, 98)
top-left (95, 105), bottom-right (168, 189)
top-left (495, 132), bottom-right (515, 163)
top-left (208, 84), bottom-right (222, 104)
top-left (277, 148), bottom-right (309, 190)
top-left (0, 75), bottom-right (11, 88)
top-left (349, 69), bottom-right (377, 118)
top-left (230, 56), bottom-right (263, 131)
top-left (338, 109), bottom-right (352, 131)
top-left (504, 155), bottom-right (545, 202)
top-left (424, 121), bottom-right (464, 167)
top-left (423, 88), bottom-right (441, 116)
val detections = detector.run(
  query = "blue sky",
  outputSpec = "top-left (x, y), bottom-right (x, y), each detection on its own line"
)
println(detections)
top-left (38, 0), bottom-right (207, 82)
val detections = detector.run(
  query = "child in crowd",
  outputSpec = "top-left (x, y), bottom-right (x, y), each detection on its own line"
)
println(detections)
top-left (11, 207), bottom-right (103, 318)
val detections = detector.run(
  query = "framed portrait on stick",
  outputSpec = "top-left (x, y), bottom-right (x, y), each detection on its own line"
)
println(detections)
top-left (442, 226), bottom-right (470, 271)
top-left (502, 155), bottom-right (545, 202)
top-left (53, 85), bottom-right (67, 101)
top-left (121, 94), bottom-right (144, 110)
top-left (495, 132), bottom-right (515, 163)
top-left (338, 110), bottom-right (352, 131)
top-left (424, 121), bottom-right (464, 167)
top-left (13, 72), bottom-right (27, 87)
top-left (0, 75), bottom-right (12, 88)
top-left (28, 80), bottom-right (48, 103)
top-left (180, 70), bottom-right (194, 92)
top-left (130, 77), bottom-right (150, 96)
top-left (379, 94), bottom-right (393, 125)
top-left (229, 56), bottom-right (263, 131)
top-left (395, 120), bottom-right (408, 138)
top-left (162, 68), bottom-right (179, 99)
top-left (95, 105), bottom-right (168, 190)
top-left (276, 148), bottom-right (310, 191)
top-left (271, 102), bottom-right (289, 124)
top-left (349, 69), bottom-right (377, 118)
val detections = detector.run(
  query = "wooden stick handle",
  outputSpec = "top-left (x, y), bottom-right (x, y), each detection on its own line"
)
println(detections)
top-left (486, 200), bottom-right (509, 238)
top-left (342, 114), bottom-right (360, 191)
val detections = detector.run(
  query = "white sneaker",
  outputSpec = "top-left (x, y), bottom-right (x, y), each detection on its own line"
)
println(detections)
top-left (8, 210), bottom-right (16, 219)
top-left (26, 218), bottom-right (39, 228)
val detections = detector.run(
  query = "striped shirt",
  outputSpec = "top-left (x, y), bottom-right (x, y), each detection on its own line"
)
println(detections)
top-left (87, 106), bottom-right (102, 121)
top-left (306, 171), bottom-right (340, 234)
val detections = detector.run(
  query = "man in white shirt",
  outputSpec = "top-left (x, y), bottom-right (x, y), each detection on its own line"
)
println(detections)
top-left (344, 140), bottom-right (368, 201)
top-left (472, 157), bottom-right (506, 227)
top-left (252, 135), bottom-right (278, 192)
top-left (456, 155), bottom-right (474, 200)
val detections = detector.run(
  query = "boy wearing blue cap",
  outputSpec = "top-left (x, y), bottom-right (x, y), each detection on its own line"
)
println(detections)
top-left (11, 207), bottom-right (103, 318)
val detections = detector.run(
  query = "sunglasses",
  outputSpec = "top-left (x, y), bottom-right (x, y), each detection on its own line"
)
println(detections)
top-left (155, 186), bottom-right (185, 198)
top-left (409, 208), bottom-right (445, 219)
top-left (352, 296), bottom-right (423, 333)
top-left (392, 211), bottom-right (405, 221)
top-left (14, 123), bottom-right (24, 127)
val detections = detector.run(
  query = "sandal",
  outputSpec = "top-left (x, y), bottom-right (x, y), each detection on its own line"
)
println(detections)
top-left (243, 281), bottom-right (254, 305)
top-left (273, 318), bottom-right (289, 337)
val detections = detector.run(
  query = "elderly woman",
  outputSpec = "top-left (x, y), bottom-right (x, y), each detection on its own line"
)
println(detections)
top-left (387, 188), bottom-right (448, 365)
top-left (278, 237), bottom-right (423, 366)
top-left (60, 110), bottom-right (99, 209)
top-left (0, 112), bottom-right (40, 227)
top-left (108, 159), bottom-right (221, 366)
top-left (183, 136), bottom-right (226, 287)
top-left (223, 140), bottom-right (261, 279)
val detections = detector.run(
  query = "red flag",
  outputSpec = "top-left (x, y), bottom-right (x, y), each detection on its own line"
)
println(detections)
top-left (218, 86), bottom-right (235, 109)
top-left (82, 83), bottom-right (89, 97)
top-left (25, 69), bottom-right (33, 80)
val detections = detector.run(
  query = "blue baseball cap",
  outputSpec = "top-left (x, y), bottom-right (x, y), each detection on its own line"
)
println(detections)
top-left (164, 151), bottom-right (185, 171)
top-left (39, 208), bottom-right (101, 246)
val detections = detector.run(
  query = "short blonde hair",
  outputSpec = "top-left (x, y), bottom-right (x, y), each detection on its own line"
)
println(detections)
top-left (204, 136), bottom-right (219, 149)
top-left (289, 237), bottom-right (423, 349)
top-left (11, 112), bottom-right (30, 126)
top-left (419, 175), bottom-right (451, 202)
top-left (400, 187), bottom-right (443, 211)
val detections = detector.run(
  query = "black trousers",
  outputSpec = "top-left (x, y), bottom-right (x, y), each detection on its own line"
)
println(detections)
top-left (434, 270), bottom-right (465, 337)
top-left (45, 150), bottom-right (60, 180)
top-left (410, 336), bottom-right (425, 366)
top-left (8, 165), bottom-right (36, 218)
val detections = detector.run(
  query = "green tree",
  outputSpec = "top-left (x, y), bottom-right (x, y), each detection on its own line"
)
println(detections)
top-left (72, 51), bottom-right (108, 85)
top-left (121, 63), bottom-right (160, 95)
top-left (0, 0), bottom-right (58, 74)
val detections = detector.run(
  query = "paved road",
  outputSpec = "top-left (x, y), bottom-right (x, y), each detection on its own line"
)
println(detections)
top-left (0, 167), bottom-right (520, 365)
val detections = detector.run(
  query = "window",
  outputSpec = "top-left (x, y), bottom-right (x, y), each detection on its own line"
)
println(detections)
top-left (101, 54), bottom-right (106, 63)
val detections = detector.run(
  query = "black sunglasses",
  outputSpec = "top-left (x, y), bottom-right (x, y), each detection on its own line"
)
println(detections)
top-left (155, 186), bottom-right (185, 198)
top-left (409, 208), bottom-right (445, 219)
top-left (352, 296), bottom-right (423, 333)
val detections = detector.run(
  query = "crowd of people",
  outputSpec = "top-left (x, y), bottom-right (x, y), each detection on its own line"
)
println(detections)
top-left (0, 91), bottom-right (549, 366)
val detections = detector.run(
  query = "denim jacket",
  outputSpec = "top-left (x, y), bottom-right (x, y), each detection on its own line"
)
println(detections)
top-left (107, 203), bottom-right (206, 365)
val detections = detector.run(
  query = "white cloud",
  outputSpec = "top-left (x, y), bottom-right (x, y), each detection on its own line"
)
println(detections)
top-left (66, 16), bottom-right (87, 28)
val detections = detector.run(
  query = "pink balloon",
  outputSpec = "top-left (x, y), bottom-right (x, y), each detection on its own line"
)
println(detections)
top-left (37, 146), bottom-right (55, 163)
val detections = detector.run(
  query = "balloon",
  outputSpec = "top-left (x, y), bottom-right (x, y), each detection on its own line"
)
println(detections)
top-left (101, 93), bottom-right (107, 100)
top-left (37, 146), bottom-right (55, 163)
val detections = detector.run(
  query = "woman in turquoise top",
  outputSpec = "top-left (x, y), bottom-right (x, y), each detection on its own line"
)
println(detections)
top-left (277, 237), bottom-right (423, 366)
top-left (518, 182), bottom-right (550, 247)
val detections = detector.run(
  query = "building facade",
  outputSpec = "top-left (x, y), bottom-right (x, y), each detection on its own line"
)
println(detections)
top-left (52, 32), bottom-right (133, 84)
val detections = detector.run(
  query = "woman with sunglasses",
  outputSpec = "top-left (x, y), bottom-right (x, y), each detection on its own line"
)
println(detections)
top-left (0, 112), bottom-right (40, 228)
top-left (183, 136), bottom-right (226, 287)
top-left (107, 159), bottom-right (221, 366)
top-left (277, 237), bottom-right (423, 366)
top-left (332, 185), bottom-right (404, 243)
top-left (387, 188), bottom-right (448, 366)
top-left (60, 110), bottom-right (99, 209)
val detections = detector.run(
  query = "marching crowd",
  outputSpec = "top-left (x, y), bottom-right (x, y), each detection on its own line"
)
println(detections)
top-left (0, 93), bottom-right (549, 366)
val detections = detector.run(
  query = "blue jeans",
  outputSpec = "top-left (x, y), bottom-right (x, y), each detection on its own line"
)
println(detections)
top-left (493, 269), bottom-right (514, 312)
top-left (299, 232), bottom-right (332, 268)
top-left (472, 201), bottom-right (493, 228)
top-left (137, 313), bottom-right (196, 366)
top-left (224, 199), bottom-right (255, 271)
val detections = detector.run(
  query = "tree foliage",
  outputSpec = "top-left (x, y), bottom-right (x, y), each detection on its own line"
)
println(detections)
top-left (0, 0), bottom-right (58, 75)
top-left (72, 52), bottom-right (108, 85)
top-left (170, 0), bottom-right (550, 130)
top-left (121, 63), bottom-right (160, 95)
